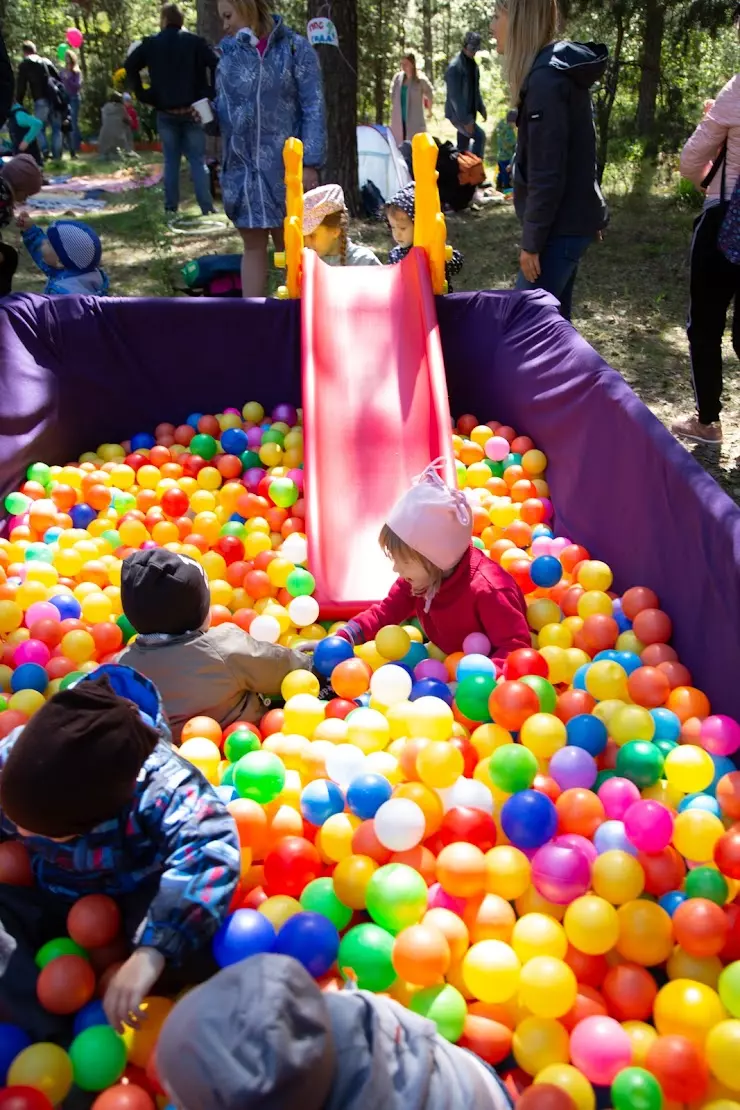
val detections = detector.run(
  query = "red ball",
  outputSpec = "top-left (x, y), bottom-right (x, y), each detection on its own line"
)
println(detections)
top-left (67, 895), bottom-right (122, 949)
top-left (458, 1015), bottom-right (512, 1066)
top-left (502, 648), bottom-right (548, 681)
top-left (488, 681), bottom-right (540, 732)
top-left (626, 666), bottom-right (671, 708)
top-left (160, 488), bottom-right (190, 519)
top-left (518, 1085), bottom-right (576, 1110)
top-left (263, 837), bottom-right (321, 897)
top-left (45, 657), bottom-right (77, 680)
top-left (621, 586), bottom-right (660, 621)
top-left (645, 1034), bottom-right (709, 1103)
top-left (260, 708), bottom-right (285, 736)
top-left (720, 903), bottom-right (740, 963)
top-left (436, 807), bottom-right (497, 853)
top-left (0, 1090), bottom-right (54, 1110)
top-left (507, 559), bottom-right (534, 595)
top-left (565, 945), bottom-right (608, 988)
top-left (214, 536), bottom-right (245, 565)
top-left (632, 608), bottom-right (672, 645)
top-left (197, 414), bottom-right (221, 436)
top-left (28, 619), bottom-right (63, 649)
top-left (90, 623), bottom-right (124, 658)
top-left (181, 454), bottom-right (207, 478)
top-left (0, 711), bottom-right (28, 739)
top-left (672, 897), bottom-right (729, 957)
top-left (715, 825), bottom-right (740, 879)
top-left (324, 698), bottom-right (357, 721)
top-left (91, 1086), bottom-right (155, 1110)
top-left (637, 845), bottom-right (686, 897)
top-left (717, 773), bottom-right (740, 821)
top-left (579, 614), bottom-right (619, 656)
top-left (601, 962), bottom-right (658, 1020)
top-left (0, 842), bottom-right (33, 886)
top-left (555, 689), bottom-right (596, 723)
top-left (449, 735), bottom-right (479, 778)
top-left (36, 954), bottom-right (95, 1014)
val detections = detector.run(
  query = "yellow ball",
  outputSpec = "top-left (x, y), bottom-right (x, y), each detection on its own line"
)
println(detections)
top-left (406, 696), bottom-right (454, 743)
top-left (539, 622), bottom-right (572, 649)
top-left (80, 592), bottom-right (113, 624)
top-left (462, 940), bottom-right (521, 1003)
top-left (617, 629), bottom-right (645, 655)
top-left (609, 704), bottom-right (655, 745)
top-left (564, 895), bottom-right (620, 955)
top-left (0, 601), bottom-right (22, 633)
top-left (197, 466), bottom-right (222, 491)
top-left (54, 548), bottom-right (83, 577)
top-left (266, 558), bottom-right (295, 588)
top-left (527, 599), bottom-right (561, 632)
top-left (108, 463), bottom-right (135, 489)
top-left (8, 1043), bottom-right (73, 1105)
top-left (259, 442), bottom-right (283, 467)
top-left (282, 694), bottom-right (325, 738)
top-left (281, 670), bottom-right (320, 699)
top-left (489, 501), bottom-right (519, 528)
top-left (61, 629), bottom-right (96, 664)
top-left (577, 589), bottom-right (614, 619)
top-left (513, 1016), bottom-right (570, 1075)
top-left (673, 809), bottom-right (725, 862)
top-left (577, 560), bottom-right (613, 592)
top-left (563, 647), bottom-right (591, 682)
top-left (465, 461), bottom-right (492, 488)
top-left (522, 449), bottom-right (547, 475)
top-left (25, 563), bottom-right (58, 588)
top-left (416, 740), bottom-right (464, 788)
top-left (665, 744), bottom-right (715, 792)
top-left (8, 689), bottom-right (46, 716)
top-left (585, 659), bottom-right (628, 701)
top-left (15, 581), bottom-right (48, 611)
top-left (375, 624), bottom-right (411, 661)
top-left (622, 1021), bottom-right (658, 1066)
top-left (259, 895), bottom-right (302, 929)
top-left (485, 846), bottom-right (531, 900)
top-left (118, 518), bottom-right (149, 548)
top-left (179, 737), bottom-right (221, 783)
top-left (243, 401), bottom-right (265, 422)
top-left (540, 646), bottom-right (569, 685)
top-left (519, 956), bottom-right (577, 1018)
top-left (534, 1065), bottom-right (595, 1110)
top-left (511, 913), bottom-right (567, 963)
top-left (471, 724), bottom-right (512, 760)
top-left (245, 532), bottom-right (272, 559)
top-left (333, 854), bottom-right (377, 910)
top-left (654, 978), bottom-right (726, 1047)
top-left (317, 813), bottom-right (361, 862)
top-left (667, 947), bottom-right (723, 988)
top-left (346, 707), bottom-right (390, 755)
top-left (591, 850), bottom-right (645, 905)
top-left (519, 713), bottom-right (566, 759)
top-left (200, 551), bottom-right (227, 581)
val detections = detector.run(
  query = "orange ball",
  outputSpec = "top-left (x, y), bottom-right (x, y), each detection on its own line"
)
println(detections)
top-left (666, 686), bottom-right (711, 722)
top-left (627, 666), bottom-right (671, 708)
top-left (601, 962), bottom-right (658, 1021)
top-left (391, 923), bottom-right (451, 986)
top-left (331, 658), bottom-right (372, 700)
top-left (717, 772), bottom-right (740, 821)
top-left (92, 1085), bottom-right (156, 1110)
top-left (459, 1013), bottom-right (513, 1066)
top-left (463, 893), bottom-right (517, 944)
top-left (228, 798), bottom-right (269, 859)
top-left (37, 954), bottom-right (95, 1014)
top-left (672, 897), bottom-right (729, 957)
top-left (181, 715), bottom-right (223, 746)
top-left (422, 907), bottom-right (470, 963)
top-left (67, 895), bottom-right (122, 949)
top-left (436, 842), bottom-right (487, 898)
top-left (555, 788), bottom-right (605, 838)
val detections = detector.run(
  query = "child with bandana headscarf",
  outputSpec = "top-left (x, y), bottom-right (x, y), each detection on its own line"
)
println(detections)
top-left (386, 181), bottom-right (464, 290)
top-left (302, 183), bottom-right (381, 266)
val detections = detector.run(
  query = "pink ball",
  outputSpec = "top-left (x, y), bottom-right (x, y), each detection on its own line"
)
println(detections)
top-left (485, 436), bottom-right (510, 462)
top-left (700, 714), bottom-right (740, 757)
top-left (246, 427), bottom-right (263, 448)
top-left (553, 833), bottom-right (598, 865)
top-left (13, 638), bottom-right (51, 667)
top-left (549, 537), bottom-right (571, 556)
top-left (598, 776), bottom-right (641, 820)
top-left (623, 799), bottom-right (674, 852)
top-left (531, 843), bottom-right (591, 905)
top-left (427, 883), bottom-right (466, 916)
top-left (530, 537), bottom-right (553, 558)
top-left (24, 601), bottom-right (60, 628)
top-left (287, 468), bottom-right (304, 492)
top-left (540, 498), bottom-right (554, 520)
top-left (462, 633), bottom-right (491, 656)
top-left (569, 1016), bottom-right (632, 1086)
top-left (414, 659), bottom-right (449, 683)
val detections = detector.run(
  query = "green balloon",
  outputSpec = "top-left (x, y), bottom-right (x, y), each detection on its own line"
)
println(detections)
top-left (234, 750), bottom-right (286, 803)
top-left (455, 674), bottom-right (496, 723)
top-left (489, 743), bottom-right (538, 793)
top-left (365, 863), bottom-right (428, 934)
top-left (338, 924), bottom-right (396, 992)
top-left (685, 865), bottom-right (729, 906)
top-left (57, 42), bottom-right (70, 61)
top-left (300, 877), bottom-right (353, 931)
top-left (4, 491), bottom-right (30, 515)
top-left (224, 727), bottom-right (261, 763)
top-left (718, 959), bottom-right (740, 1016)
top-left (240, 449), bottom-right (262, 470)
top-left (269, 478), bottom-right (299, 509)
top-left (70, 1026), bottom-right (127, 1091)
top-left (286, 568), bottom-right (316, 598)
top-left (410, 984), bottom-right (467, 1042)
top-left (35, 937), bottom-right (88, 969)
top-left (27, 461), bottom-right (52, 486)
top-left (610, 1067), bottom-right (663, 1110)
top-left (520, 675), bottom-right (557, 714)
top-left (615, 740), bottom-right (664, 788)
top-left (190, 433), bottom-right (219, 460)
top-left (116, 613), bottom-right (136, 643)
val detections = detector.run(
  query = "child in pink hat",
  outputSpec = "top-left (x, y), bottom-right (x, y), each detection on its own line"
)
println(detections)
top-left (339, 460), bottom-right (531, 669)
top-left (303, 183), bottom-right (381, 267)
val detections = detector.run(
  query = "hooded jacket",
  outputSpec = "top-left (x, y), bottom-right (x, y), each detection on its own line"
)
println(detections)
top-left (514, 41), bottom-right (609, 255)
top-left (156, 954), bottom-right (513, 1110)
top-left (444, 50), bottom-right (486, 131)
top-left (680, 74), bottom-right (740, 204)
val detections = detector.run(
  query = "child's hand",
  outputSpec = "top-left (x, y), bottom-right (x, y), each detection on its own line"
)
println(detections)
top-left (16, 211), bottom-right (32, 231)
top-left (103, 946), bottom-right (166, 1031)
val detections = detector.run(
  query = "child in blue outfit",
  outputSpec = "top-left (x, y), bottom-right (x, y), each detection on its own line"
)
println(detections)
top-left (0, 666), bottom-right (240, 1038)
top-left (19, 215), bottom-right (109, 295)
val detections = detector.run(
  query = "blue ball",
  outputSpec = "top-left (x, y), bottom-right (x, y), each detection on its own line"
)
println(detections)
top-left (130, 432), bottom-right (156, 451)
top-left (401, 641), bottom-right (428, 669)
top-left (658, 890), bottom-right (687, 917)
top-left (532, 525), bottom-right (553, 539)
top-left (593, 819), bottom-right (638, 856)
top-left (572, 664), bottom-right (590, 691)
top-left (612, 598), bottom-right (632, 633)
top-left (614, 651), bottom-right (642, 676)
top-left (186, 412), bottom-right (203, 428)
top-left (530, 555), bottom-right (563, 588)
top-left (10, 663), bottom-right (48, 694)
top-left (566, 713), bottom-right (608, 756)
top-left (43, 527), bottom-right (63, 543)
top-left (300, 779), bottom-right (346, 825)
top-left (49, 594), bottom-right (81, 620)
top-left (0, 1023), bottom-right (31, 1084)
top-left (73, 1000), bottom-right (109, 1036)
top-left (212, 909), bottom-right (276, 968)
top-left (503, 452), bottom-right (522, 469)
top-left (273, 912), bottom-right (339, 978)
top-left (221, 427), bottom-right (249, 455)
top-left (355, 693), bottom-right (371, 707)
top-left (678, 793), bottom-right (722, 817)
top-left (650, 707), bottom-right (681, 743)
top-left (347, 772), bottom-right (393, 820)
top-left (410, 678), bottom-right (452, 704)
top-left (70, 503), bottom-right (97, 529)
top-left (456, 654), bottom-right (496, 682)
top-left (501, 790), bottom-right (557, 850)
top-left (313, 635), bottom-right (355, 676)
top-left (708, 753), bottom-right (736, 795)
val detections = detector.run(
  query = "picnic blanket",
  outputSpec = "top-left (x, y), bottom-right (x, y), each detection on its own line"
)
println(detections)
top-left (43, 168), bottom-right (163, 196)
top-left (27, 195), bottom-right (107, 212)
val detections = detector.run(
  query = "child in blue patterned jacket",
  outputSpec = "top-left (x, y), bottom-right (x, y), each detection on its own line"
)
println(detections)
top-left (0, 665), bottom-right (240, 1039)
top-left (18, 215), bottom-right (109, 295)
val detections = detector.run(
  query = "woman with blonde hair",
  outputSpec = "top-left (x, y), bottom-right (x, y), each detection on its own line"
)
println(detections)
top-left (490, 0), bottom-right (608, 319)
top-left (389, 53), bottom-right (434, 146)
top-left (62, 48), bottom-right (82, 156)
top-left (215, 0), bottom-right (326, 296)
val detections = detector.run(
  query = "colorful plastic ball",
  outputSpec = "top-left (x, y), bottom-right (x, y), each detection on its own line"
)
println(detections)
top-left (410, 983), bottom-right (467, 1042)
top-left (9, 664), bottom-right (48, 694)
top-left (264, 837), bottom-right (321, 897)
top-left (549, 746), bottom-right (597, 791)
top-left (312, 636), bottom-right (354, 676)
top-left (212, 909), bottom-right (276, 968)
top-left (369, 664), bottom-right (413, 706)
top-left (617, 900), bottom-right (674, 966)
top-left (299, 877), bottom-right (353, 931)
top-left (673, 809), bottom-right (725, 863)
top-left (673, 898), bottom-right (729, 958)
top-left (646, 1033), bottom-right (711, 1102)
top-left (69, 1026), bottom-right (127, 1091)
top-left (715, 826), bottom-right (740, 879)
top-left (501, 790), bottom-right (557, 850)
top-left (591, 850), bottom-right (645, 905)
top-left (392, 923), bottom-right (451, 987)
top-left (597, 776), bottom-right (641, 821)
top-left (718, 961), bottom-right (740, 1018)
top-left (36, 954), bottom-right (95, 1014)
top-left (566, 714), bottom-right (607, 756)
top-left (72, 1001), bottom-right (108, 1037)
top-left (531, 844), bottom-right (591, 906)
top-left (563, 895), bottom-right (620, 955)
top-left (338, 923), bottom-right (396, 992)
top-left (570, 1015), bottom-right (633, 1086)
top-left (0, 1025), bottom-right (32, 1085)
top-left (623, 799), bottom-right (674, 853)
top-left (273, 912), bottom-right (340, 978)
top-left (701, 715), bottom-right (740, 757)
top-left (520, 956), bottom-right (577, 1018)
top-left (7, 1044), bottom-right (73, 1106)
top-left (531, 555), bottom-right (563, 588)
top-left (0, 1089), bottom-right (55, 1110)
top-left (67, 895), bottom-right (121, 949)
top-left (326, 744), bottom-right (366, 789)
top-left (615, 741), bottom-right (664, 788)
top-left (345, 773), bottom-right (392, 820)
top-left (610, 1067), bottom-right (663, 1110)
top-left (462, 940), bottom-right (521, 1003)
top-left (488, 680), bottom-right (540, 731)
top-left (34, 937), bottom-right (87, 970)
top-left (489, 744), bottom-right (537, 793)
top-left (373, 798), bottom-right (426, 851)
top-left (299, 779), bottom-right (345, 825)
top-left (457, 653), bottom-right (496, 682)
top-left (512, 1016), bottom-right (570, 1075)
top-left (664, 744), bottom-right (715, 792)
top-left (706, 1019), bottom-right (740, 1090)
top-left (233, 750), bottom-right (286, 804)
top-left (455, 674), bottom-right (496, 721)
top-left (365, 863), bottom-right (428, 933)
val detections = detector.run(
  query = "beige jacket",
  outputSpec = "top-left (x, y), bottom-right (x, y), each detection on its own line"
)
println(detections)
top-left (389, 72), bottom-right (434, 146)
top-left (118, 624), bottom-right (310, 743)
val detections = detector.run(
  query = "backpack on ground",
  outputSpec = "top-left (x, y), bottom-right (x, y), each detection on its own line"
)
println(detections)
top-left (181, 254), bottom-right (242, 297)
top-left (434, 139), bottom-right (478, 211)
top-left (361, 179), bottom-right (386, 220)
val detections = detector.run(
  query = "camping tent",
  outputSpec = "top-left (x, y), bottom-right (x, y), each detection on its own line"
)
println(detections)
top-left (357, 124), bottom-right (411, 202)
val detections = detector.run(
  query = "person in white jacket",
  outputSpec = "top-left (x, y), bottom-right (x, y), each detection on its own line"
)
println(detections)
top-left (674, 47), bottom-right (740, 444)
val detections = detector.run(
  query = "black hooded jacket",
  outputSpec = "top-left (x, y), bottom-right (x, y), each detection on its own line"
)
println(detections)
top-left (514, 41), bottom-right (609, 254)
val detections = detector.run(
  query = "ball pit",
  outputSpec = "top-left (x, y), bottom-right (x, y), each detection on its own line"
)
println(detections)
top-left (3, 406), bottom-right (740, 1108)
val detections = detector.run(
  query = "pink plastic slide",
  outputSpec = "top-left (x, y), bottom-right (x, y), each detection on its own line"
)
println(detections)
top-left (301, 246), bottom-right (456, 620)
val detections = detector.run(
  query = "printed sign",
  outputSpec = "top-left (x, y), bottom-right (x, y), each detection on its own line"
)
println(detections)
top-left (307, 17), bottom-right (338, 46)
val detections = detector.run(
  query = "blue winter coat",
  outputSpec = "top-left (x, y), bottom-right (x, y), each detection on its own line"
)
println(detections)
top-left (216, 17), bottom-right (326, 229)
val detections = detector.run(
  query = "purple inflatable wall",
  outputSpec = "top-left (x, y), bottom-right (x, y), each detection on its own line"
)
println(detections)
top-left (1, 291), bottom-right (739, 718)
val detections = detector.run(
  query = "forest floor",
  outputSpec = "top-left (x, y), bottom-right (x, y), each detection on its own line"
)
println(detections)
top-left (14, 150), bottom-right (740, 503)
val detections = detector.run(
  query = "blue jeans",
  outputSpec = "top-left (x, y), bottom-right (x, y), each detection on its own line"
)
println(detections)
top-left (67, 95), bottom-right (81, 154)
top-left (457, 122), bottom-right (486, 160)
top-left (156, 112), bottom-right (213, 214)
top-left (35, 97), bottom-right (62, 160)
top-left (515, 234), bottom-right (593, 320)
top-left (496, 160), bottom-right (512, 190)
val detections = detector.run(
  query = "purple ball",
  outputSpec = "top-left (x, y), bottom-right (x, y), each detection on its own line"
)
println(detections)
top-left (243, 467), bottom-right (266, 492)
top-left (554, 833), bottom-right (598, 865)
top-left (531, 842), bottom-right (592, 905)
top-left (246, 426), bottom-right (263, 448)
top-left (463, 632), bottom-right (491, 656)
top-left (272, 403), bottom-right (298, 426)
top-left (414, 659), bottom-right (449, 683)
top-left (549, 746), bottom-right (598, 790)
top-left (287, 468), bottom-right (304, 492)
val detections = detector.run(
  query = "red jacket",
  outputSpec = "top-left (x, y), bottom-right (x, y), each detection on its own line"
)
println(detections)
top-left (344, 546), bottom-right (531, 666)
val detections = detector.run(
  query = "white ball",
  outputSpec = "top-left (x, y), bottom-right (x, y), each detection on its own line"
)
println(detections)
top-left (438, 777), bottom-right (495, 815)
top-left (373, 798), bottom-right (426, 851)
top-left (326, 743), bottom-right (366, 788)
top-left (281, 535), bottom-right (308, 565)
top-left (249, 614), bottom-right (281, 643)
top-left (288, 594), bottom-right (320, 627)
top-left (370, 664), bottom-right (413, 706)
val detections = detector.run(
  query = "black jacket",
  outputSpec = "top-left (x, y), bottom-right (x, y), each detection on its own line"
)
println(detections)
top-left (0, 35), bottom-right (13, 129)
top-left (514, 41), bottom-right (609, 255)
top-left (125, 27), bottom-right (218, 112)
top-left (16, 53), bottom-right (58, 105)
top-left (444, 51), bottom-right (486, 130)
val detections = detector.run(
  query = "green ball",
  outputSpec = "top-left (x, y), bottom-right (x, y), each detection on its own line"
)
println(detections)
top-left (70, 1025), bottom-right (127, 1091)
top-left (100, 529), bottom-right (121, 550)
top-left (615, 740), bottom-right (664, 788)
top-left (27, 461), bottom-right (52, 486)
top-left (35, 937), bottom-right (88, 969)
top-left (111, 490), bottom-right (136, 514)
top-left (116, 613), bottom-right (137, 643)
top-left (410, 984), bottom-right (467, 1042)
top-left (483, 459), bottom-right (504, 477)
top-left (25, 543), bottom-right (55, 563)
top-left (234, 749), bottom-right (286, 803)
top-left (220, 521), bottom-right (247, 539)
top-left (655, 738), bottom-right (679, 759)
top-left (240, 449), bottom-right (262, 470)
top-left (4, 491), bottom-right (30, 515)
top-left (685, 865), bottom-right (729, 906)
top-left (220, 763), bottom-right (235, 787)
top-left (261, 428), bottom-right (285, 446)
top-left (224, 727), bottom-right (261, 763)
top-left (472, 537), bottom-right (485, 550)
top-left (718, 959), bottom-right (740, 1017)
top-left (520, 675), bottom-right (557, 714)
top-left (300, 877), bottom-right (353, 931)
top-left (0, 696), bottom-right (6, 713)
top-left (365, 863), bottom-right (428, 934)
top-left (610, 1067), bottom-right (663, 1110)
top-left (489, 743), bottom-right (538, 793)
top-left (594, 769), bottom-right (617, 790)
top-left (269, 478), bottom-right (299, 509)
top-left (59, 671), bottom-right (84, 690)
top-left (454, 674), bottom-right (496, 723)
top-left (286, 568), bottom-right (316, 598)
top-left (190, 433), bottom-right (219, 461)
top-left (338, 923), bottom-right (396, 992)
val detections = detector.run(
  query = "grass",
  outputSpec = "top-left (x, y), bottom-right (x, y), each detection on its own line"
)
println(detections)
top-left (13, 149), bottom-right (740, 503)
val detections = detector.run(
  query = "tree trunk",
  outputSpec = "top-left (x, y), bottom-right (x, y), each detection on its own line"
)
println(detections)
top-left (196, 0), bottom-right (222, 46)
top-left (308, 0), bottom-right (361, 214)
top-left (422, 0), bottom-right (434, 81)
top-left (373, 0), bottom-right (385, 124)
top-left (594, 11), bottom-right (626, 182)
top-left (635, 0), bottom-right (665, 145)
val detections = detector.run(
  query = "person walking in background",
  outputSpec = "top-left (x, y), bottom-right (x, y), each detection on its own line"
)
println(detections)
top-left (445, 31), bottom-right (487, 158)
top-left (7, 102), bottom-right (43, 165)
top-left (389, 53), bottom-right (434, 147)
top-left (672, 61), bottom-right (740, 445)
top-left (495, 108), bottom-right (517, 191)
top-left (61, 49), bottom-right (82, 156)
top-left (16, 41), bottom-right (63, 160)
top-left (490, 0), bottom-right (609, 321)
top-left (126, 3), bottom-right (217, 216)
top-left (215, 0), bottom-right (326, 298)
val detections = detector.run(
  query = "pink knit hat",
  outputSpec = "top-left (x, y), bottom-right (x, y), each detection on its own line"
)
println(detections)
top-left (387, 459), bottom-right (472, 573)
top-left (303, 184), bottom-right (346, 235)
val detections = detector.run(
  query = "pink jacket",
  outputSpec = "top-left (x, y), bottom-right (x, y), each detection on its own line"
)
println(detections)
top-left (680, 74), bottom-right (740, 201)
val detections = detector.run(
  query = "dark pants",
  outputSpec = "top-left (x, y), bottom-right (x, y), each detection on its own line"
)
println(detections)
top-left (156, 111), bottom-right (214, 214)
top-left (496, 160), bottom-right (512, 191)
top-left (457, 123), bottom-right (486, 160)
top-left (687, 204), bottom-right (740, 425)
top-left (515, 233), bottom-right (594, 321)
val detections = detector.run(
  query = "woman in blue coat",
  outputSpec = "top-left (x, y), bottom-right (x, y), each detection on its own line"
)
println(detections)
top-left (216, 0), bottom-right (326, 296)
